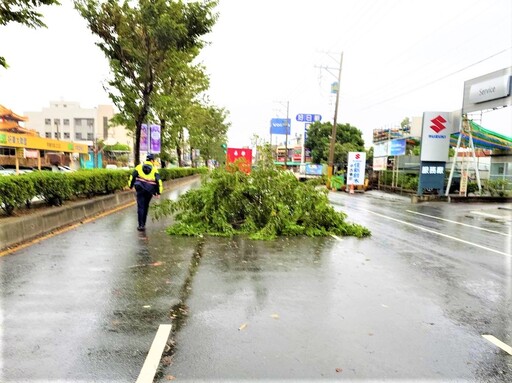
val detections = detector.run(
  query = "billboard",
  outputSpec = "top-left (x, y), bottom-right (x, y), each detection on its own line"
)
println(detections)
top-left (373, 156), bottom-right (387, 171)
top-left (305, 164), bottom-right (324, 176)
top-left (389, 139), bottom-right (406, 156)
top-left (226, 147), bottom-right (252, 173)
top-left (270, 118), bottom-right (291, 135)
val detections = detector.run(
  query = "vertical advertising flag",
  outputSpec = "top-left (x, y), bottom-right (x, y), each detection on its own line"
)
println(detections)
top-left (347, 151), bottom-right (366, 186)
top-left (140, 124), bottom-right (148, 151)
top-left (150, 124), bottom-right (161, 153)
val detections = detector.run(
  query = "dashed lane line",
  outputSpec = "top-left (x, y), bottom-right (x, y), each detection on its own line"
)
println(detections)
top-left (136, 324), bottom-right (173, 383)
top-left (361, 208), bottom-right (511, 258)
top-left (330, 234), bottom-right (343, 241)
top-left (482, 335), bottom-right (512, 355)
top-left (406, 210), bottom-right (511, 237)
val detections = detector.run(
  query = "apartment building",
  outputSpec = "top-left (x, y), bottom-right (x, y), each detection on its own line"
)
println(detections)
top-left (24, 101), bottom-right (132, 149)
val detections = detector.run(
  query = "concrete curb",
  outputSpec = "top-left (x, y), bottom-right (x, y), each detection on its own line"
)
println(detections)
top-left (0, 175), bottom-right (200, 252)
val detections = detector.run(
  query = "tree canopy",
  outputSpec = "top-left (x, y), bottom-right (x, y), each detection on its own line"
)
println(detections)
top-left (0, 0), bottom-right (60, 68)
top-left (75, 0), bottom-right (219, 164)
top-left (305, 121), bottom-right (365, 166)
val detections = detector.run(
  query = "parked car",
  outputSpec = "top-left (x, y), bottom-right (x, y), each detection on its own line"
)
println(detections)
top-left (0, 166), bottom-right (17, 176)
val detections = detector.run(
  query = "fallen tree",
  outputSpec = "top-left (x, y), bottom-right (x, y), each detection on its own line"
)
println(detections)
top-left (152, 157), bottom-right (371, 240)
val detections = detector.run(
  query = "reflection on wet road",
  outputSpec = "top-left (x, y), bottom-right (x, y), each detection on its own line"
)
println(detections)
top-left (1, 186), bottom-right (511, 382)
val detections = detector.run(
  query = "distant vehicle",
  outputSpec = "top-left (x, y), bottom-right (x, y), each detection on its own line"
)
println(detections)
top-left (52, 165), bottom-right (74, 172)
top-left (0, 166), bottom-right (16, 176)
top-left (105, 164), bottom-right (118, 170)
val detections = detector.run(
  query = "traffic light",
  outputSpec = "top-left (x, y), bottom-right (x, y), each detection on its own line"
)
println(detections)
top-left (221, 143), bottom-right (227, 154)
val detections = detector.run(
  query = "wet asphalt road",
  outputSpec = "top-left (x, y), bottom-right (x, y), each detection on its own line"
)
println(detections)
top-left (1, 182), bottom-right (511, 382)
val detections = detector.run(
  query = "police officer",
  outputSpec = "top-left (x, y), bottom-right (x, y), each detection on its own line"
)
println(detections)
top-left (128, 153), bottom-right (163, 231)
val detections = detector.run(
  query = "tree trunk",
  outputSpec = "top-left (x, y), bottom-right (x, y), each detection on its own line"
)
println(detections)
top-left (176, 146), bottom-right (182, 167)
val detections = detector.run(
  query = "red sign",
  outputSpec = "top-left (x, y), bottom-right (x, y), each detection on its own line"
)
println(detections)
top-left (226, 147), bottom-right (252, 173)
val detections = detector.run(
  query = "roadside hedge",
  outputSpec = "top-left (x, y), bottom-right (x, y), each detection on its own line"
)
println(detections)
top-left (0, 167), bottom-right (207, 216)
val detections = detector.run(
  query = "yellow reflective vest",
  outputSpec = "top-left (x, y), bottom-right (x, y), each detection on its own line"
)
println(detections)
top-left (128, 161), bottom-right (163, 194)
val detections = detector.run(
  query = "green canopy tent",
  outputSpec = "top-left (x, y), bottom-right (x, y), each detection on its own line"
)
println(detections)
top-left (450, 120), bottom-right (512, 151)
top-left (446, 119), bottom-right (512, 196)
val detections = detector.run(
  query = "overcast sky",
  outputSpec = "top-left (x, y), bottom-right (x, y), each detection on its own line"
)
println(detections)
top-left (1, 0), bottom-right (511, 148)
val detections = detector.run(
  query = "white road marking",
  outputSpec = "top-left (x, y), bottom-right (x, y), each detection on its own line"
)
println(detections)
top-left (330, 234), bottom-right (343, 241)
top-left (406, 210), bottom-right (511, 237)
top-left (482, 335), bottom-right (512, 355)
top-left (136, 324), bottom-right (173, 383)
top-left (361, 208), bottom-right (511, 258)
top-left (470, 211), bottom-right (511, 220)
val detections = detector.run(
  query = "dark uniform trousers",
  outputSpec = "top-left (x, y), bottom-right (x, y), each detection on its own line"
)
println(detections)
top-left (135, 186), bottom-right (154, 228)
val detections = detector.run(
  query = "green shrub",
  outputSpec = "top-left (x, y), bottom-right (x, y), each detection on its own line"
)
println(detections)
top-left (484, 179), bottom-right (511, 197)
top-left (26, 172), bottom-right (72, 206)
top-left (0, 176), bottom-right (36, 215)
top-left (0, 166), bottom-right (203, 213)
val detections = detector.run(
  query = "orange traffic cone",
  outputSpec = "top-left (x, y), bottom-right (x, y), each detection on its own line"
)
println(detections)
top-left (349, 184), bottom-right (354, 194)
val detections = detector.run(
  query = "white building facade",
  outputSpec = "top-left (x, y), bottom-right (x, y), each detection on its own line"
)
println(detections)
top-left (24, 101), bottom-right (132, 149)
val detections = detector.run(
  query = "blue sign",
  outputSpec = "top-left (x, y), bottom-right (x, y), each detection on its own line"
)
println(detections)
top-left (305, 164), bottom-right (324, 176)
top-left (270, 118), bottom-right (291, 135)
top-left (296, 114), bottom-right (322, 123)
top-left (389, 139), bottom-right (406, 156)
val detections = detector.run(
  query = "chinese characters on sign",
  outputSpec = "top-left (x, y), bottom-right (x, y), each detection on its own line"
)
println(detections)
top-left (3, 134), bottom-right (28, 146)
top-left (347, 152), bottom-right (366, 186)
top-left (295, 114), bottom-right (322, 123)
top-left (421, 166), bottom-right (444, 175)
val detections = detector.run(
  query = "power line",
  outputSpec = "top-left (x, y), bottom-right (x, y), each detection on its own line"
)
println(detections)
top-left (363, 46), bottom-right (512, 109)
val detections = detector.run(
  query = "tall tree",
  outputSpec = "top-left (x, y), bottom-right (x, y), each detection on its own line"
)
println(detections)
top-left (187, 102), bottom-right (230, 165)
top-left (152, 50), bottom-right (210, 166)
top-left (0, 0), bottom-right (60, 68)
top-left (305, 121), bottom-right (365, 166)
top-left (75, 0), bottom-right (217, 164)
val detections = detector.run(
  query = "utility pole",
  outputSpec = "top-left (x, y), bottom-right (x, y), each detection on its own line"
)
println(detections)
top-left (327, 51), bottom-right (343, 188)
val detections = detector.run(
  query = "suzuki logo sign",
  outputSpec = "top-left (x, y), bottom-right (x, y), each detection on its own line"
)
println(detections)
top-left (420, 111), bottom-right (451, 162)
top-left (430, 115), bottom-right (447, 133)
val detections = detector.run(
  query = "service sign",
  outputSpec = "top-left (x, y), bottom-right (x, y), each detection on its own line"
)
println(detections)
top-left (347, 151), bottom-right (366, 186)
top-left (420, 112), bottom-right (452, 162)
top-left (469, 75), bottom-right (511, 104)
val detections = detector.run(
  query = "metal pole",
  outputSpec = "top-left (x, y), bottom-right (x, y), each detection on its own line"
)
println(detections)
top-left (285, 101), bottom-right (289, 169)
top-left (327, 52), bottom-right (343, 187)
